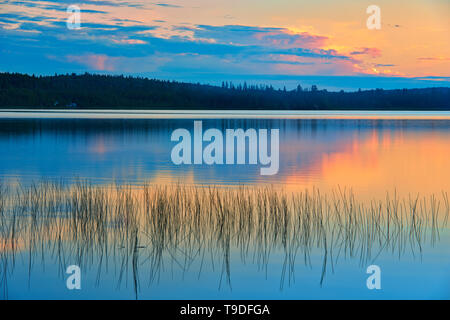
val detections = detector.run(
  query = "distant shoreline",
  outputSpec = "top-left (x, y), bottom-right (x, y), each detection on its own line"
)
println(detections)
top-left (1, 109), bottom-right (449, 120)
top-left (1, 73), bottom-right (449, 111)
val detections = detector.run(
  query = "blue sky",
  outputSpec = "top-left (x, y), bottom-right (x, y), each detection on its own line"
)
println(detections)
top-left (0, 0), bottom-right (449, 90)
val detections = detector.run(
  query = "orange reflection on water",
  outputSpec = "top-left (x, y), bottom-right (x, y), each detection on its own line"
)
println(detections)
top-left (285, 129), bottom-right (450, 199)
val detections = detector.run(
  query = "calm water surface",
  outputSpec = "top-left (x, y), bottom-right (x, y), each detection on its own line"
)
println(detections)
top-left (0, 112), bottom-right (449, 299)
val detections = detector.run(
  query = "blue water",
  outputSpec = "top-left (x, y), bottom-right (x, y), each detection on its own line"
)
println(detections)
top-left (0, 115), bottom-right (449, 299)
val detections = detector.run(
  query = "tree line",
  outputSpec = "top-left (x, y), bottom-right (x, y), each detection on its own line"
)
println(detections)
top-left (0, 72), bottom-right (448, 110)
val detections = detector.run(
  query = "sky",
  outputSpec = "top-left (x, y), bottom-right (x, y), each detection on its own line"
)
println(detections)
top-left (0, 0), bottom-right (449, 90)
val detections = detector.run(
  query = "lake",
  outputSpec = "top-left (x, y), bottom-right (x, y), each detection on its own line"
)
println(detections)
top-left (0, 110), bottom-right (449, 299)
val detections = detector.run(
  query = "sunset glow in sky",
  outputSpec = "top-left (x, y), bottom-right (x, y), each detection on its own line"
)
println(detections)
top-left (1, 0), bottom-right (449, 90)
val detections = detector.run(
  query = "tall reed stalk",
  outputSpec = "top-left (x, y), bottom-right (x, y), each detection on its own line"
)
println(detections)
top-left (0, 182), bottom-right (448, 297)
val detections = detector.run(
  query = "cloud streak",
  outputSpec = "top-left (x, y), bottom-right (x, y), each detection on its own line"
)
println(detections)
top-left (0, 0), bottom-right (448, 87)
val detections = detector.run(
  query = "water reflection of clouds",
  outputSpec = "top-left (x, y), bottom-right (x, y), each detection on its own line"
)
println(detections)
top-left (0, 119), bottom-right (448, 198)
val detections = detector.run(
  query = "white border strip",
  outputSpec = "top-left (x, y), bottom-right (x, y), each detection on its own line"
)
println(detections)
top-left (0, 109), bottom-right (449, 120)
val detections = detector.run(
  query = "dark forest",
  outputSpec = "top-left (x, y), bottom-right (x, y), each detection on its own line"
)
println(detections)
top-left (0, 73), bottom-right (448, 110)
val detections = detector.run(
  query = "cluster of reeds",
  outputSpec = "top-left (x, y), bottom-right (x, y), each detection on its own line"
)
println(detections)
top-left (0, 181), bottom-right (448, 297)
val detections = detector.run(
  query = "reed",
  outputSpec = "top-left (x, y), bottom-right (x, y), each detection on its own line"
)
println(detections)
top-left (0, 182), bottom-right (448, 297)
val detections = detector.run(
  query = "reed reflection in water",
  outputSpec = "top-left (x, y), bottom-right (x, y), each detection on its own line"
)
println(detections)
top-left (0, 181), bottom-right (448, 299)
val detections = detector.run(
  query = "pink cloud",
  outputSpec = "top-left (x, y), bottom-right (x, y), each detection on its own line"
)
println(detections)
top-left (66, 54), bottom-right (116, 71)
top-left (111, 39), bottom-right (147, 45)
